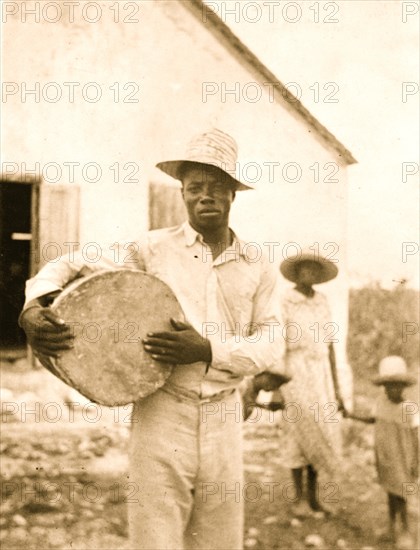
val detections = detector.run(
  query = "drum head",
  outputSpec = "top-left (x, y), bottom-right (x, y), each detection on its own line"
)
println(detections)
top-left (40, 270), bottom-right (184, 406)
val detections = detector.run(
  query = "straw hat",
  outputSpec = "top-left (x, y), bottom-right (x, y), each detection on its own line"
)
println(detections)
top-left (156, 128), bottom-right (252, 191)
top-left (372, 356), bottom-right (416, 386)
top-left (280, 250), bottom-right (338, 284)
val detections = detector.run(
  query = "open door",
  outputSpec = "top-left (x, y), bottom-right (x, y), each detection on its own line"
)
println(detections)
top-left (0, 179), bottom-right (80, 356)
top-left (0, 181), bottom-right (32, 349)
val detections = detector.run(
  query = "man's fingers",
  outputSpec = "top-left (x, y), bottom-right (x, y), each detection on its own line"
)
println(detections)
top-left (31, 341), bottom-right (74, 356)
top-left (142, 340), bottom-right (180, 363)
top-left (170, 318), bottom-right (191, 331)
top-left (41, 309), bottom-right (68, 328)
top-left (25, 311), bottom-right (71, 336)
top-left (31, 329), bottom-right (74, 341)
top-left (143, 337), bottom-right (180, 349)
top-left (28, 330), bottom-right (74, 345)
top-left (145, 331), bottom-right (179, 341)
top-left (33, 346), bottom-right (68, 357)
top-left (150, 353), bottom-right (178, 364)
top-left (143, 344), bottom-right (179, 358)
top-left (33, 340), bottom-right (74, 351)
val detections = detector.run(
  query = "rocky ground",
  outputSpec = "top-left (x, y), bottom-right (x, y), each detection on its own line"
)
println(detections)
top-left (0, 358), bottom-right (418, 550)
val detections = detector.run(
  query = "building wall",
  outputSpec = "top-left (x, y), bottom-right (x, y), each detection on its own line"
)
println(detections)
top-left (2, 0), bottom-right (352, 397)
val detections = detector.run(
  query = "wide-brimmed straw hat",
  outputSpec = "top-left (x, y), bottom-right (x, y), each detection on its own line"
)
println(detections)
top-left (372, 356), bottom-right (416, 386)
top-left (156, 129), bottom-right (252, 191)
top-left (280, 250), bottom-right (338, 284)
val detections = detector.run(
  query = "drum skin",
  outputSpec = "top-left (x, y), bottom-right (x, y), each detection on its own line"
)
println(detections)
top-left (37, 270), bottom-right (184, 406)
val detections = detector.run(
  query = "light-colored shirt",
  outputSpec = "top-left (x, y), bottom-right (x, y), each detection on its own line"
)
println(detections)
top-left (25, 222), bottom-right (285, 397)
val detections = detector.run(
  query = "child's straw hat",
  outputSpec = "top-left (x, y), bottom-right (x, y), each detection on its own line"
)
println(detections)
top-left (372, 356), bottom-right (416, 386)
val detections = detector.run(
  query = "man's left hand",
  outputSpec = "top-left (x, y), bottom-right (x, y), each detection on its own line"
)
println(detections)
top-left (143, 318), bottom-right (212, 364)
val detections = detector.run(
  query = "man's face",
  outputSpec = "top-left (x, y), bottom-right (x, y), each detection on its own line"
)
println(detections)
top-left (181, 165), bottom-right (235, 233)
top-left (296, 261), bottom-right (323, 286)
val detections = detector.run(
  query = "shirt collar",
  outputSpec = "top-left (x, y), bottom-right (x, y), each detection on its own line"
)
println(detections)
top-left (182, 221), bottom-right (201, 247)
top-left (182, 221), bottom-right (252, 263)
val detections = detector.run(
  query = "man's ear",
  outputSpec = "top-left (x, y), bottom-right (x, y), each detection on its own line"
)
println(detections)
top-left (231, 190), bottom-right (236, 202)
top-left (180, 184), bottom-right (185, 199)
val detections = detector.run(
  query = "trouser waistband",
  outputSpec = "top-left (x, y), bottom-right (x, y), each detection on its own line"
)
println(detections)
top-left (160, 383), bottom-right (236, 404)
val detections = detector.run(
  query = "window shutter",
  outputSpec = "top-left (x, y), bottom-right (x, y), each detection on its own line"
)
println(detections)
top-left (148, 181), bottom-right (186, 230)
top-left (34, 184), bottom-right (80, 273)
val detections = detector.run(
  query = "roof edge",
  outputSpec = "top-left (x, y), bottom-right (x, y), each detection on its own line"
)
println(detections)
top-left (181, 0), bottom-right (357, 165)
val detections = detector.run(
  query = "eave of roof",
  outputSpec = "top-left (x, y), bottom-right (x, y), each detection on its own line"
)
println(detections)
top-left (182, 0), bottom-right (357, 165)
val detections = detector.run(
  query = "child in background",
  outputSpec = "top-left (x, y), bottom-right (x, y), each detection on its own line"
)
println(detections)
top-left (345, 356), bottom-right (418, 549)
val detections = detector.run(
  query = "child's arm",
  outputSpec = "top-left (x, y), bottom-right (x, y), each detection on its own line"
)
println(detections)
top-left (343, 409), bottom-right (375, 423)
top-left (410, 426), bottom-right (419, 479)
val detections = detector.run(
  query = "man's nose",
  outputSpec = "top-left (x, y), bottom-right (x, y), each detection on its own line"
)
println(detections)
top-left (199, 185), bottom-right (215, 200)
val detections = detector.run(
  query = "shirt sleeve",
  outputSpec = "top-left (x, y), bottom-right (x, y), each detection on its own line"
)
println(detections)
top-left (208, 258), bottom-right (285, 377)
top-left (24, 241), bottom-right (146, 307)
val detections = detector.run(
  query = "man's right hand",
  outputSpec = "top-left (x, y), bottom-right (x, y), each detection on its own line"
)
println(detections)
top-left (19, 304), bottom-right (74, 358)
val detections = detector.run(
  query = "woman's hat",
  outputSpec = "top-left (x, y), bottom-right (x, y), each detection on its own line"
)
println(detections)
top-left (372, 356), bottom-right (416, 386)
top-left (279, 250), bottom-right (339, 284)
top-left (156, 128), bottom-right (252, 191)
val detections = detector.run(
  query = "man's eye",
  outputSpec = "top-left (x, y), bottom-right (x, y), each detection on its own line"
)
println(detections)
top-left (213, 184), bottom-right (224, 193)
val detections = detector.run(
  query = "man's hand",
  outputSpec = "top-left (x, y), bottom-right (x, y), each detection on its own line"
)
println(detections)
top-left (143, 318), bottom-right (212, 364)
top-left (19, 304), bottom-right (74, 358)
top-left (253, 372), bottom-right (291, 392)
top-left (265, 401), bottom-right (285, 411)
top-left (341, 407), bottom-right (350, 419)
top-left (336, 395), bottom-right (345, 413)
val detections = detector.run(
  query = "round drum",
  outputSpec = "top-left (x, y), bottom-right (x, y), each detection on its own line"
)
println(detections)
top-left (37, 270), bottom-right (184, 406)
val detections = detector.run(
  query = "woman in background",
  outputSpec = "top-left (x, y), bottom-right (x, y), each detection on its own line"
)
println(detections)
top-left (276, 251), bottom-right (345, 518)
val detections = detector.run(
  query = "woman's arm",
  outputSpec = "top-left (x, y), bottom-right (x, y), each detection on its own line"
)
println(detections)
top-left (328, 343), bottom-right (345, 411)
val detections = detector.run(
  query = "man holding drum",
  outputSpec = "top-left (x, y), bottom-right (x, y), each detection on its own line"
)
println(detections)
top-left (19, 129), bottom-right (286, 550)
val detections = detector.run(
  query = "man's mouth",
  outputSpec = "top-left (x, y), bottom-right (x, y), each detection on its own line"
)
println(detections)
top-left (199, 209), bottom-right (220, 216)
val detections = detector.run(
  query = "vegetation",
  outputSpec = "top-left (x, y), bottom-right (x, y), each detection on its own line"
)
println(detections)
top-left (347, 284), bottom-right (419, 382)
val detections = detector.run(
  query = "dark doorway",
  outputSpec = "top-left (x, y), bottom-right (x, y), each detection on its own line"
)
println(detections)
top-left (0, 181), bottom-right (32, 348)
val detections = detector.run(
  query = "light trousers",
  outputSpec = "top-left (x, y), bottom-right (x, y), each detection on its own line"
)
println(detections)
top-left (128, 386), bottom-right (244, 550)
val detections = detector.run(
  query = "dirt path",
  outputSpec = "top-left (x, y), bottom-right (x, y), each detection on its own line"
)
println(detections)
top-left (0, 363), bottom-right (418, 549)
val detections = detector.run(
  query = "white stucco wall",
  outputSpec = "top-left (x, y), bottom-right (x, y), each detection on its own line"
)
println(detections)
top-left (2, 0), bottom-right (352, 399)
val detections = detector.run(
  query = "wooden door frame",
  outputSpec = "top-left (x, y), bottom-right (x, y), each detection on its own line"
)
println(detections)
top-left (0, 173), bottom-right (41, 278)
